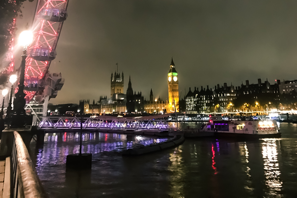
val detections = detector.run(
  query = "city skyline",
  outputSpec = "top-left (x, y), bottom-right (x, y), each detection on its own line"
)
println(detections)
top-left (13, 0), bottom-right (297, 104)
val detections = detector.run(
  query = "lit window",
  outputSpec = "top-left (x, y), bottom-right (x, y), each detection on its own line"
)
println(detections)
top-left (236, 124), bottom-right (245, 130)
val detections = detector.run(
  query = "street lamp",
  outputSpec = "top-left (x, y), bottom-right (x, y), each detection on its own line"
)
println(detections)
top-left (6, 74), bottom-right (17, 118)
top-left (1, 89), bottom-right (8, 117)
top-left (19, 30), bottom-right (33, 48)
top-left (10, 30), bottom-right (33, 128)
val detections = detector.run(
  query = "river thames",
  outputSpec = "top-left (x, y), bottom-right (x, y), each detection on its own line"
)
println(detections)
top-left (30, 122), bottom-right (297, 198)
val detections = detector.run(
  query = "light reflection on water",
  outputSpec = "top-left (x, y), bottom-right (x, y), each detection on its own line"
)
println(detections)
top-left (168, 146), bottom-right (185, 198)
top-left (30, 123), bottom-right (297, 197)
top-left (262, 139), bottom-right (283, 196)
top-left (35, 132), bottom-right (168, 167)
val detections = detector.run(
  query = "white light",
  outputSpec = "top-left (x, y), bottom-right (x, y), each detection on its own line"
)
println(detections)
top-left (168, 77), bottom-right (172, 82)
top-left (9, 74), bottom-right (17, 84)
top-left (136, 136), bottom-right (142, 140)
top-left (47, 110), bottom-right (50, 113)
top-left (55, 109), bottom-right (58, 112)
top-left (173, 76), bottom-right (178, 82)
top-left (19, 30), bottom-right (33, 48)
top-left (2, 89), bottom-right (8, 97)
top-left (77, 109), bottom-right (80, 112)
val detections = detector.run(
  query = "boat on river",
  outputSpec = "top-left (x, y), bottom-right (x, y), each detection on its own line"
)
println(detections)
top-left (184, 118), bottom-right (281, 139)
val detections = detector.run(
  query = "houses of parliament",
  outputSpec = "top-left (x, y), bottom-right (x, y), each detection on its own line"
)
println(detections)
top-left (80, 59), bottom-right (180, 114)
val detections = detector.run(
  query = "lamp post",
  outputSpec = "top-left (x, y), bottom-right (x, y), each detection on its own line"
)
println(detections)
top-left (1, 89), bottom-right (8, 117)
top-left (10, 30), bottom-right (33, 128)
top-left (6, 74), bottom-right (17, 118)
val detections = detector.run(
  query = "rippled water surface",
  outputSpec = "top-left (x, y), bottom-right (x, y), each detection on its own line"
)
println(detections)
top-left (30, 123), bottom-right (297, 198)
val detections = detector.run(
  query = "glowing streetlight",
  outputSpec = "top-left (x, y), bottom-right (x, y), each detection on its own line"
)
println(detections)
top-left (18, 30), bottom-right (33, 48)
top-left (2, 89), bottom-right (8, 97)
top-left (9, 74), bottom-right (17, 84)
top-left (9, 30), bottom-right (34, 127)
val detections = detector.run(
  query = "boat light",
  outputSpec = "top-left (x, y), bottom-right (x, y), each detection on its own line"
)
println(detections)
top-left (258, 121), bottom-right (274, 128)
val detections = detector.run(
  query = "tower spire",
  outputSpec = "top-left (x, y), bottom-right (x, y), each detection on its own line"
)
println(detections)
top-left (171, 58), bottom-right (175, 66)
top-left (150, 89), bottom-right (153, 102)
top-left (128, 76), bottom-right (132, 88)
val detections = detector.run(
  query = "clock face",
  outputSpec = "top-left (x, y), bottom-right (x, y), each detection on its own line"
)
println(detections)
top-left (168, 76), bottom-right (172, 82)
top-left (173, 76), bottom-right (178, 82)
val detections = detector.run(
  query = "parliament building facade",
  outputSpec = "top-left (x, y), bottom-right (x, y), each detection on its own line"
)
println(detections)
top-left (80, 59), bottom-right (180, 114)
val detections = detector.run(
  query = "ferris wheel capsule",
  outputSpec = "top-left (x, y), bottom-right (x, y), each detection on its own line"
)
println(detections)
top-left (39, 8), bottom-right (67, 22)
top-left (29, 48), bottom-right (56, 61)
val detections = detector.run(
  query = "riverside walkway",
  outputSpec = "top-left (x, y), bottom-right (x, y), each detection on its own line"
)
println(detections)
top-left (0, 160), bottom-right (5, 197)
top-left (0, 131), bottom-right (47, 198)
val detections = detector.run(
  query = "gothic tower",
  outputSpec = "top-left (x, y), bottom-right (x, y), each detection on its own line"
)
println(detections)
top-left (111, 72), bottom-right (124, 98)
top-left (126, 76), bottom-right (135, 113)
top-left (150, 89), bottom-right (153, 102)
top-left (167, 58), bottom-right (179, 112)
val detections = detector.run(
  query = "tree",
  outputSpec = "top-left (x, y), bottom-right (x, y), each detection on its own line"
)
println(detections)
top-left (0, 0), bottom-right (34, 63)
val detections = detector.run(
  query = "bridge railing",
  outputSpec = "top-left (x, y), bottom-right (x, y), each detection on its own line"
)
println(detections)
top-left (9, 131), bottom-right (47, 198)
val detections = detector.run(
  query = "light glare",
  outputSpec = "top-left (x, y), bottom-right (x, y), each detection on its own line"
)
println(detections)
top-left (19, 30), bottom-right (33, 47)
top-left (9, 74), bottom-right (17, 84)
top-left (2, 89), bottom-right (8, 97)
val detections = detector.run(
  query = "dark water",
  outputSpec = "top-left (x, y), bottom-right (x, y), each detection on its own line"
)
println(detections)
top-left (30, 123), bottom-right (297, 198)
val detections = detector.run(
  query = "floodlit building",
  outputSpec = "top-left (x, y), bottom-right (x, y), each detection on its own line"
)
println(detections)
top-left (167, 58), bottom-right (179, 112)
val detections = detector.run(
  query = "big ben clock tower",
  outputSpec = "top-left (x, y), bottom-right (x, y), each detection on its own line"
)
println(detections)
top-left (167, 58), bottom-right (179, 112)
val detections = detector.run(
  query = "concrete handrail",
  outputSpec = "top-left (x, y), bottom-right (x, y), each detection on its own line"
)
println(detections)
top-left (13, 131), bottom-right (47, 198)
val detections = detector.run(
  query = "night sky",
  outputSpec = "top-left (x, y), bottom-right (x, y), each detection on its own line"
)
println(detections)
top-left (15, 0), bottom-right (297, 104)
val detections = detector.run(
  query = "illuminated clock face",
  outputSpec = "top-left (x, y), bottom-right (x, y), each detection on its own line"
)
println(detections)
top-left (173, 76), bottom-right (178, 82)
top-left (168, 77), bottom-right (172, 82)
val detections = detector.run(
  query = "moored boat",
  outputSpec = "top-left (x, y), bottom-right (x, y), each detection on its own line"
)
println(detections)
top-left (184, 118), bottom-right (281, 139)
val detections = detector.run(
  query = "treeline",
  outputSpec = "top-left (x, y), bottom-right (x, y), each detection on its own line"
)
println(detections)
top-left (0, 0), bottom-right (33, 57)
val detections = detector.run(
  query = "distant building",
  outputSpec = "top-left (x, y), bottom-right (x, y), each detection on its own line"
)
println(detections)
top-left (81, 59), bottom-right (180, 115)
top-left (185, 78), bottom-right (282, 113)
top-left (111, 72), bottom-right (124, 98)
top-left (185, 87), bottom-right (197, 114)
top-left (167, 58), bottom-right (179, 112)
top-left (126, 78), bottom-right (166, 114)
top-left (126, 77), bottom-right (135, 113)
top-left (144, 89), bottom-right (167, 114)
top-left (279, 79), bottom-right (297, 94)
top-left (81, 70), bottom-right (127, 114)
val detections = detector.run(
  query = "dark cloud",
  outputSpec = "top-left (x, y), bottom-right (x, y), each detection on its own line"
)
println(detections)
top-left (16, 0), bottom-right (297, 104)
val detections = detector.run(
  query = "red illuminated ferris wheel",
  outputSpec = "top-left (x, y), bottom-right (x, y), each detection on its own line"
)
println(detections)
top-left (24, 0), bottom-right (69, 102)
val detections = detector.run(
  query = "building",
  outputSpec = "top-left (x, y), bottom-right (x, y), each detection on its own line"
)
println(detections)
top-left (81, 70), bottom-right (127, 114)
top-left (167, 58), bottom-right (179, 112)
top-left (81, 59), bottom-right (180, 115)
top-left (185, 87), bottom-right (197, 114)
top-left (126, 77), bottom-right (135, 113)
top-left (279, 80), bottom-right (297, 94)
top-left (196, 86), bottom-right (214, 113)
top-left (111, 72), bottom-right (124, 98)
top-left (126, 78), bottom-right (166, 114)
top-left (144, 89), bottom-right (167, 114)
top-left (185, 78), bottom-right (282, 113)
top-left (213, 83), bottom-right (236, 112)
